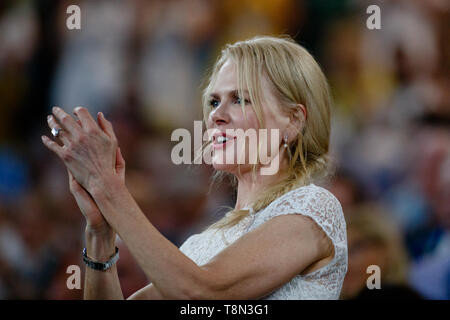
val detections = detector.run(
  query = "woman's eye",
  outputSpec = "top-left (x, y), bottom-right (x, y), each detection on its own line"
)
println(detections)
top-left (209, 100), bottom-right (219, 108)
top-left (235, 97), bottom-right (250, 105)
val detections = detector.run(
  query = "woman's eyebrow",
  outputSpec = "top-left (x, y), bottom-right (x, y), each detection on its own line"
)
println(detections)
top-left (209, 89), bottom-right (249, 98)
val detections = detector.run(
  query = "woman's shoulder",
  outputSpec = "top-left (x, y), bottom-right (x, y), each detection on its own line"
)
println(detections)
top-left (265, 183), bottom-right (342, 213)
top-left (255, 183), bottom-right (346, 243)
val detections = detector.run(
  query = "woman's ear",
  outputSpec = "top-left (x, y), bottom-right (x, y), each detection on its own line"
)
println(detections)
top-left (297, 104), bottom-right (307, 121)
top-left (286, 104), bottom-right (307, 141)
top-left (291, 104), bottom-right (306, 123)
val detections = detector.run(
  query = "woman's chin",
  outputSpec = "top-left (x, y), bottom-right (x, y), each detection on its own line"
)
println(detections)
top-left (211, 162), bottom-right (237, 173)
top-left (211, 161), bottom-right (253, 175)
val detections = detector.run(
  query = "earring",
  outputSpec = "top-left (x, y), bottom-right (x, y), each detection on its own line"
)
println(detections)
top-left (283, 134), bottom-right (289, 148)
top-left (283, 133), bottom-right (292, 162)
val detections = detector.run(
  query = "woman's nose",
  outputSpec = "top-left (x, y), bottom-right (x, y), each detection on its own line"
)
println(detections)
top-left (209, 105), bottom-right (229, 126)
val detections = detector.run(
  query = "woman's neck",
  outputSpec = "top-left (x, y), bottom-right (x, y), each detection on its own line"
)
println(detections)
top-left (234, 163), bottom-right (290, 211)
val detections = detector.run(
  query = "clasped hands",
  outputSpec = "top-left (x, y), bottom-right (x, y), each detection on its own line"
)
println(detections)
top-left (41, 106), bottom-right (125, 234)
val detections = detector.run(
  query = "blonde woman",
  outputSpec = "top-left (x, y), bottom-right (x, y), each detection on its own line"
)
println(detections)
top-left (42, 35), bottom-right (347, 299)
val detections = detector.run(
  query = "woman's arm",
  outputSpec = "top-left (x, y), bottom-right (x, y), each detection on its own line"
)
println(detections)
top-left (66, 117), bottom-right (127, 300)
top-left (90, 176), bottom-right (334, 299)
top-left (89, 176), bottom-right (208, 299)
top-left (127, 283), bottom-right (164, 300)
top-left (68, 161), bottom-right (125, 299)
top-left (84, 229), bottom-right (124, 299)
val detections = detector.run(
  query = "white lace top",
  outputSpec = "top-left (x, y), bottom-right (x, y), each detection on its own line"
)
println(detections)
top-left (179, 183), bottom-right (348, 300)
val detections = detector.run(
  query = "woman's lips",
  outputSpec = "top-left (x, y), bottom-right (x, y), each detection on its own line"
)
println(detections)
top-left (212, 136), bottom-right (236, 149)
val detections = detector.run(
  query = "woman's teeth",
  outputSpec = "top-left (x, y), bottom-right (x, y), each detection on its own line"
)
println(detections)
top-left (217, 136), bottom-right (230, 143)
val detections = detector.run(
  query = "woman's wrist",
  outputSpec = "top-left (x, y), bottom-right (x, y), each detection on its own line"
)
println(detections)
top-left (85, 227), bottom-right (116, 261)
top-left (89, 172), bottom-right (124, 201)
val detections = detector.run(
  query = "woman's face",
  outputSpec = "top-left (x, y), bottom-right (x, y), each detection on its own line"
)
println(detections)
top-left (206, 59), bottom-right (292, 176)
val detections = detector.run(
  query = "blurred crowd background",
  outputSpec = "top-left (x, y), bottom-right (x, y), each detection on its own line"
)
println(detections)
top-left (0, 0), bottom-right (448, 299)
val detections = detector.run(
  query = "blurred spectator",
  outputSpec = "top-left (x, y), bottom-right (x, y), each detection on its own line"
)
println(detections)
top-left (51, 0), bottom-right (135, 115)
top-left (407, 120), bottom-right (450, 299)
top-left (328, 170), bottom-right (366, 212)
top-left (341, 204), bottom-right (422, 299)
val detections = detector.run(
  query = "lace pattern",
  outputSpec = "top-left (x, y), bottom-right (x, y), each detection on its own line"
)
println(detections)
top-left (179, 183), bottom-right (348, 299)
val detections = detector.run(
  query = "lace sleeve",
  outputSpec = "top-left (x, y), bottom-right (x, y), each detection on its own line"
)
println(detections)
top-left (253, 184), bottom-right (347, 252)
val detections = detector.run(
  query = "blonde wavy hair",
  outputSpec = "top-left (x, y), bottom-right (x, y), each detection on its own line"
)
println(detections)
top-left (200, 35), bottom-right (333, 231)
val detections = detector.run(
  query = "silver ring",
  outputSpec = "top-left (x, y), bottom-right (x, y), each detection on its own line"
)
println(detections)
top-left (51, 127), bottom-right (62, 138)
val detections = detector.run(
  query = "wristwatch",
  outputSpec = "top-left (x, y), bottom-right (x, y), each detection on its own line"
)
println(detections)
top-left (82, 247), bottom-right (119, 271)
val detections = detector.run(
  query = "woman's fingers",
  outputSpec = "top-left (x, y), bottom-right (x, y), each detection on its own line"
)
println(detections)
top-left (97, 112), bottom-right (118, 166)
top-left (73, 107), bottom-right (99, 133)
top-left (43, 106), bottom-right (119, 194)
top-left (41, 135), bottom-right (65, 160)
top-left (67, 169), bottom-right (104, 226)
top-left (115, 147), bottom-right (126, 180)
top-left (97, 112), bottom-right (118, 142)
top-left (51, 106), bottom-right (81, 137)
top-left (68, 169), bottom-right (79, 191)
top-left (68, 168), bottom-right (89, 198)
top-left (47, 114), bottom-right (71, 146)
top-left (68, 169), bottom-right (81, 189)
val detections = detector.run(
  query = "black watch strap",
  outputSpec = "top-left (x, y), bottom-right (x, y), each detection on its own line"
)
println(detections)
top-left (82, 247), bottom-right (119, 271)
